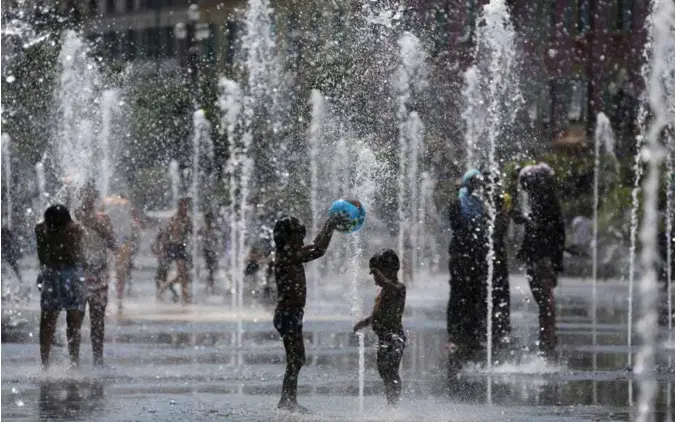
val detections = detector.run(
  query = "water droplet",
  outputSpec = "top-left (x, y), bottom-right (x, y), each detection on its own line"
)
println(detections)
top-left (11, 387), bottom-right (18, 394)
top-left (548, 49), bottom-right (557, 58)
top-left (6, 75), bottom-right (16, 83)
top-left (15, 399), bottom-right (25, 407)
top-left (170, 400), bottom-right (178, 405)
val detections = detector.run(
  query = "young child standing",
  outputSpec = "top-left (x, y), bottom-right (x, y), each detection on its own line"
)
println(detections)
top-left (273, 214), bottom-right (345, 412)
top-left (353, 249), bottom-right (406, 407)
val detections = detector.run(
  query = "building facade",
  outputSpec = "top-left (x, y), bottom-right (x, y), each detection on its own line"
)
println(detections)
top-left (413, 0), bottom-right (646, 155)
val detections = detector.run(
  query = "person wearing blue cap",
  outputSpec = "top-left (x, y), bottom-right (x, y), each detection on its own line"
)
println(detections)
top-left (446, 169), bottom-right (489, 375)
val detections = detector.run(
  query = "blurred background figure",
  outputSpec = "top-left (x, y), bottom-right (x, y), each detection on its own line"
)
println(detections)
top-left (102, 195), bottom-right (141, 311)
top-left (156, 198), bottom-right (192, 304)
top-left (2, 225), bottom-right (23, 283)
top-left (76, 181), bottom-right (116, 365)
top-left (200, 208), bottom-right (219, 295)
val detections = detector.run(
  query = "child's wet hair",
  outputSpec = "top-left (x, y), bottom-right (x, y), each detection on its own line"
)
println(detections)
top-left (44, 204), bottom-right (73, 229)
top-left (273, 216), bottom-right (306, 248)
top-left (369, 249), bottom-right (400, 273)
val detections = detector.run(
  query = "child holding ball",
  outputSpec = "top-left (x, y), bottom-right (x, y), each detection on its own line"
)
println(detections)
top-left (273, 213), bottom-right (348, 412)
top-left (354, 249), bottom-right (407, 407)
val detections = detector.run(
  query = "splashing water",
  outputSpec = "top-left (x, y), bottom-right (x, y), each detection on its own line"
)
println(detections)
top-left (169, 160), bottom-right (180, 210)
top-left (395, 32), bottom-right (427, 284)
top-left (218, 77), bottom-right (242, 315)
top-left (309, 90), bottom-right (324, 299)
top-left (636, 1), bottom-right (675, 420)
top-left (348, 143), bottom-right (383, 413)
top-left (593, 112), bottom-right (615, 382)
top-left (99, 89), bottom-right (121, 198)
top-left (462, 67), bottom-right (484, 170)
top-left (53, 31), bottom-right (102, 203)
top-left (35, 160), bottom-right (46, 217)
top-left (191, 110), bottom-right (214, 297)
top-left (2, 133), bottom-right (12, 228)
top-left (468, 0), bottom-right (522, 374)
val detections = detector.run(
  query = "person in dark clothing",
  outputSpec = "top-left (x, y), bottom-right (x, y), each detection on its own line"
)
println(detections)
top-left (201, 209), bottom-right (219, 294)
top-left (35, 204), bottom-right (86, 370)
top-left (151, 228), bottom-right (179, 302)
top-left (272, 213), bottom-right (345, 412)
top-left (156, 198), bottom-right (192, 304)
top-left (1, 226), bottom-right (23, 282)
top-left (354, 249), bottom-right (406, 407)
top-left (514, 163), bottom-right (565, 360)
top-left (447, 169), bottom-right (489, 370)
top-left (485, 171), bottom-right (513, 348)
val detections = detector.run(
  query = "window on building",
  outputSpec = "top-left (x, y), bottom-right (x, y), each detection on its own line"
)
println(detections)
top-left (125, 0), bottom-right (133, 13)
top-left (125, 29), bottom-right (137, 60)
top-left (163, 26), bottom-right (175, 57)
top-left (89, 0), bottom-right (98, 16)
top-left (147, 27), bottom-right (160, 58)
top-left (104, 32), bottom-right (118, 59)
top-left (577, 0), bottom-right (590, 34)
top-left (204, 23), bottom-right (216, 64)
top-left (568, 78), bottom-right (588, 122)
top-left (136, 28), bottom-right (149, 57)
top-left (540, 82), bottom-right (552, 123)
top-left (621, 0), bottom-right (633, 31)
top-left (225, 20), bottom-right (239, 66)
top-left (434, 6), bottom-right (450, 53)
top-left (106, 0), bottom-right (115, 14)
top-left (548, 3), bottom-right (556, 38)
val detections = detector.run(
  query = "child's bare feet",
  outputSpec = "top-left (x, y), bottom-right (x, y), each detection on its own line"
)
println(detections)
top-left (277, 400), bottom-right (310, 414)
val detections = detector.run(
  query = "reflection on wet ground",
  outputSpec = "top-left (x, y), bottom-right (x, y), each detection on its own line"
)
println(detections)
top-left (2, 268), bottom-right (674, 421)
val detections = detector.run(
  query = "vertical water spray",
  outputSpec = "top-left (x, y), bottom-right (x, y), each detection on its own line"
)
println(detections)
top-left (349, 143), bottom-right (382, 414)
top-left (191, 110), bottom-right (213, 297)
top-left (169, 160), bottom-right (180, 209)
top-left (218, 78), bottom-right (242, 319)
top-left (99, 89), bottom-right (120, 198)
top-left (395, 32), bottom-right (427, 282)
top-left (470, 0), bottom-right (522, 375)
top-left (593, 112), bottom-right (615, 397)
top-left (636, 1), bottom-right (675, 420)
top-left (462, 67), bottom-right (483, 170)
top-left (408, 112), bottom-right (424, 277)
top-left (53, 30), bottom-right (102, 197)
top-left (2, 134), bottom-right (12, 228)
top-left (666, 137), bottom-right (673, 416)
top-left (309, 90), bottom-right (324, 298)
top-left (35, 161), bottom-right (46, 217)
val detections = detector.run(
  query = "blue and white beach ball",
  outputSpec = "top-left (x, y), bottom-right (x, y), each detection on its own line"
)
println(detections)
top-left (328, 199), bottom-right (366, 233)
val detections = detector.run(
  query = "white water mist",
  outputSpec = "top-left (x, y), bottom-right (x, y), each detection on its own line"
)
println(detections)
top-left (636, 1), bottom-right (675, 420)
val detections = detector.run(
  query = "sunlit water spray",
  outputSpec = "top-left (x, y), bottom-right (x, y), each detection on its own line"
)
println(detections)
top-left (593, 112), bottom-right (616, 399)
top-left (191, 110), bottom-right (214, 297)
top-left (99, 89), bottom-right (120, 198)
top-left (349, 143), bottom-right (383, 412)
top-left (309, 89), bottom-right (324, 300)
top-left (635, 1), bottom-right (675, 420)
top-left (53, 31), bottom-right (102, 201)
top-left (169, 159), bottom-right (180, 209)
top-left (467, 0), bottom-right (522, 383)
top-left (395, 32), bottom-right (427, 283)
top-left (35, 160), bottom-right (46, 216)
top-left (2, 133), bottom-right (12, 228)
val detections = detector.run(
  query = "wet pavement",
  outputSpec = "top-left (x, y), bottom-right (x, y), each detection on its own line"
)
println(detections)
top-left (2, 259), bottom-right (674, 421)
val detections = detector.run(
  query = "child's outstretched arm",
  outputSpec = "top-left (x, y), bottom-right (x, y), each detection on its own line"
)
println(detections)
top-left (353, 315), bottom-right (372, 332)
top-left (300, 214), bottom-right (346, 262)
